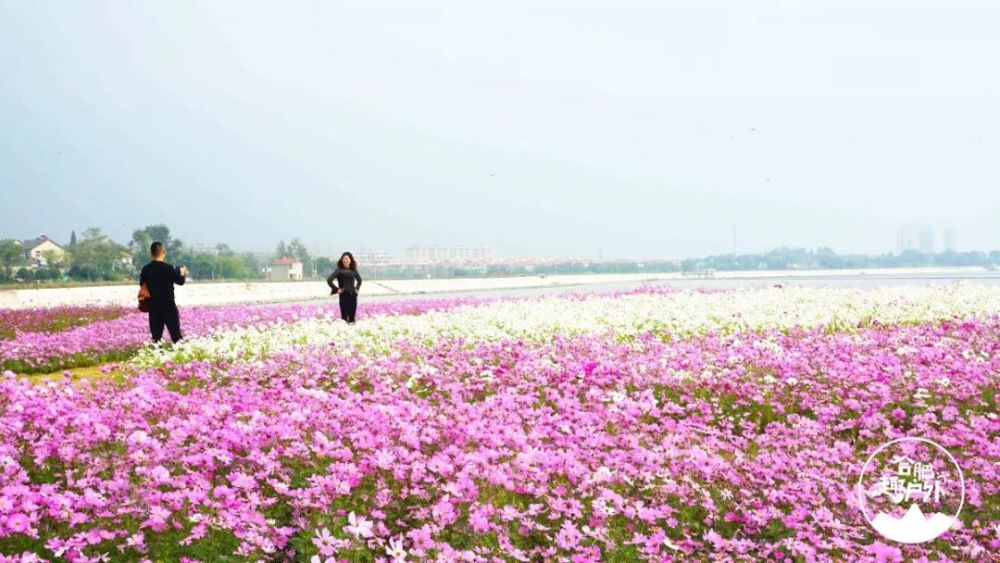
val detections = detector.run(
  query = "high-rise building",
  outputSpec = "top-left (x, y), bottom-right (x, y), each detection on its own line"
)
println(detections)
top-left (897, 224), bottom-right (921, 254)
top-left (918, 226), bottom-right (935, 254)
top-left (944, 228), bottom-right (957, 252)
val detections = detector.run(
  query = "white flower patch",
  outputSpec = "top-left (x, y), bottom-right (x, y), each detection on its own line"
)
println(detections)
top-left (129, 285), bottom-right (1000, 369)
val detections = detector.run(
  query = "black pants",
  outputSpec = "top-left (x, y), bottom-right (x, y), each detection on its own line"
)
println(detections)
top-left (338, 291), bottom-right (358, 323)
top-left (149, 302), bottom-right (182, 342)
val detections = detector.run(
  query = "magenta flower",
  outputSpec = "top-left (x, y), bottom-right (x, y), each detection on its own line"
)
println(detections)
top-left (5, 513), bottom-right (30, 534)
top-left (556, 521), bottom-right (582, 550)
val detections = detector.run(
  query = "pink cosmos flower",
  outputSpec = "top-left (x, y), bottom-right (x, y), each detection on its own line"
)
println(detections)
top-left (867, 541), bottom-right (903, 562)
top-left (149, 465), bottom-right (170, 483)
top-left (126, 532), bottom-right (146, 550)
top-left (408, 526), bottom-right (435, 550)
top-left (432, 497), bottom-right (458, 526)
top-left (556, 520), bottom-right (582, 550)
top-left (312, 527), bottom-right (337, 556)
top-left (469, 507), bottom-right (492, 533)
top-left (229, 472), bottom-right (256, 489)
top-left (6, 513), bottom-right (30, 534)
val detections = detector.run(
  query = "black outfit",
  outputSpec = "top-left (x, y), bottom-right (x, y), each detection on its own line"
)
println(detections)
top-left (326, 267), bottom-right (362, 323)
top-left (139, 261), bottom-right (186, 342)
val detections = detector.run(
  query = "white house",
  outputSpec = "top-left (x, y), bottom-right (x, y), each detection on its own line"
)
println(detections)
top-left (266, 257), bottom-right (303, 281)
top-left (119, 250), bottom-right (135, 273)
top-left (22, 235), bottom-right (65, 267)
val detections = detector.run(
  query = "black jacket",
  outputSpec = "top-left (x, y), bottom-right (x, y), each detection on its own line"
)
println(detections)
top-left (327, 268), bottom-right (362, 295)
top-left (139, 261), bottom-right (186, 303)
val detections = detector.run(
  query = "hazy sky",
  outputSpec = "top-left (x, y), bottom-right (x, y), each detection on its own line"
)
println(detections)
top-left (2, 1), bottom-right (999, 259)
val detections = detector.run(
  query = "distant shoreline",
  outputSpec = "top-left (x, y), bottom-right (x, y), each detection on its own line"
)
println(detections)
top-left (1, 267), bottom-right (997, 309)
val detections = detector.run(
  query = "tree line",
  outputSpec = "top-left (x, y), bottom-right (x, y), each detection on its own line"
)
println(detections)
top-left (0, 224), bottom-right (323, 283)
top-left (3, 232), bottom-right (1000, 284)
top-left (681, 246), bottom-right (1000, 272)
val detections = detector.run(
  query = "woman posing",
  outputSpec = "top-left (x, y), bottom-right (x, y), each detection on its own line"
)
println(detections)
top-left (327, 251), bottom-right (363, 324)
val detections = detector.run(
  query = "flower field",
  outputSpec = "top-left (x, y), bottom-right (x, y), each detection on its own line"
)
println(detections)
top-left (1, 285), bottom-right (998, 562)
top-left (0, 298), bottom-right (490, 375)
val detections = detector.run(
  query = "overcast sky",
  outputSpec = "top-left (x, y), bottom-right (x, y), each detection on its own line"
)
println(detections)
top-left (2, 1), bottom-right (999, 259)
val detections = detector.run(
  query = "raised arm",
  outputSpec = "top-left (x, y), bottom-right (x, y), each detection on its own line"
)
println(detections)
top-left (173, 268), bottom-right (186, 285)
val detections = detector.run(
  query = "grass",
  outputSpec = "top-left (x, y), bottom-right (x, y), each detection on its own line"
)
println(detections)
top-left (23, 364), bottom-right (128, 385)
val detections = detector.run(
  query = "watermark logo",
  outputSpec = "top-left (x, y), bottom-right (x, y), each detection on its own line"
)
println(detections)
top-left (857, 437), bottom-right (965, 544)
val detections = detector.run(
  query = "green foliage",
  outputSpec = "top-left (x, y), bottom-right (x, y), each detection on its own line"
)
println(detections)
top-left (1, 348), bottom-right (140, 375)
top-left (316, 257), bottom-right (335, 276)
top-left (67, 227), bottom-right (130, 281)
top-left (241, 252), bottom-right (261, 276)
top-left (183, 252), bottom-right (256, 280)
top-left (0, 239), bottom-right (26, 279)
top-left (681, 246), bottom-right (1000, 272)
top-left (130, 224), bottom-right (176, 270)
top-left (288, 238), bottom-right (313, 277)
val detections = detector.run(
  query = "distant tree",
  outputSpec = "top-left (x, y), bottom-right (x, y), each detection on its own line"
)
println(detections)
top-left (216, 256), bottom-right (254, 279)
top-left (131, 225), bottom-right (169, 269)
top-left (69, 230), bottom-right (77, 247)
top-left (275, 241), bottom-right (288, 260)
top-left (40, 249), bottom-right (65, 273)
top-left (0, 240), bottom-right (26, 280)
top-left (131, 224), bottom-right (190, 264)
top-left (32, 267), bottom-right (60, 281)
top-left (315, 257), bottom-right (335, 275)
top-left (175, 250), bottom-right (255, 281)
top-left (130, 230), bottom-right (151, 270)
top-left (216, 243), bottom-right (235, 257)
top-left (815, 246), bottom-right (842, 269)
top-left (681, 257), bottom-right (701, 272)
top-left (68, 227), bottom-right (128, 281)
top-left (171, 239), bottom-right (188, 263)
top-left (241, 253), bottom-right (262, 277)
top-left (141, 224), bottom-right (173, 248)
top-left (288, 238), bottom-right (313, 277)
top-left (184, 252), bottom-right (216, 280)
top-left (896, 249), bottom-right (927, 267)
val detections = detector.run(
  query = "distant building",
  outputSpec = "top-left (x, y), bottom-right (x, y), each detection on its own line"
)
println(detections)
top-left (119, 250), bottom-right (136, 274)
top-left (944, 228), bottom-right (957, 252)
top-left (897, 224), bottom-right (921, 254)
top-left (406, 245), bottom-right (495, 262)
top-left (353, 250), bottom-right (394, 264)
top-left (266, 257), bottom-right (303, 281)
top-left (22, 234), bottom-right (65, 266)
top-left (918, 226), bottom-right (935, 254)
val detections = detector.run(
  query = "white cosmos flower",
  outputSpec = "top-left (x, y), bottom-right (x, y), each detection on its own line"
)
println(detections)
top-left (345, 511), bottom-right (373, 539)
top-left (130, 286), bottom-right (1000, 369)
top-left (386, 537), bottom-right (407, 561)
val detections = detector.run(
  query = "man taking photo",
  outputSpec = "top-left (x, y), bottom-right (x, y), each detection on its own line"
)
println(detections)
top-left (139, 241), bottom-right (188, 343)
